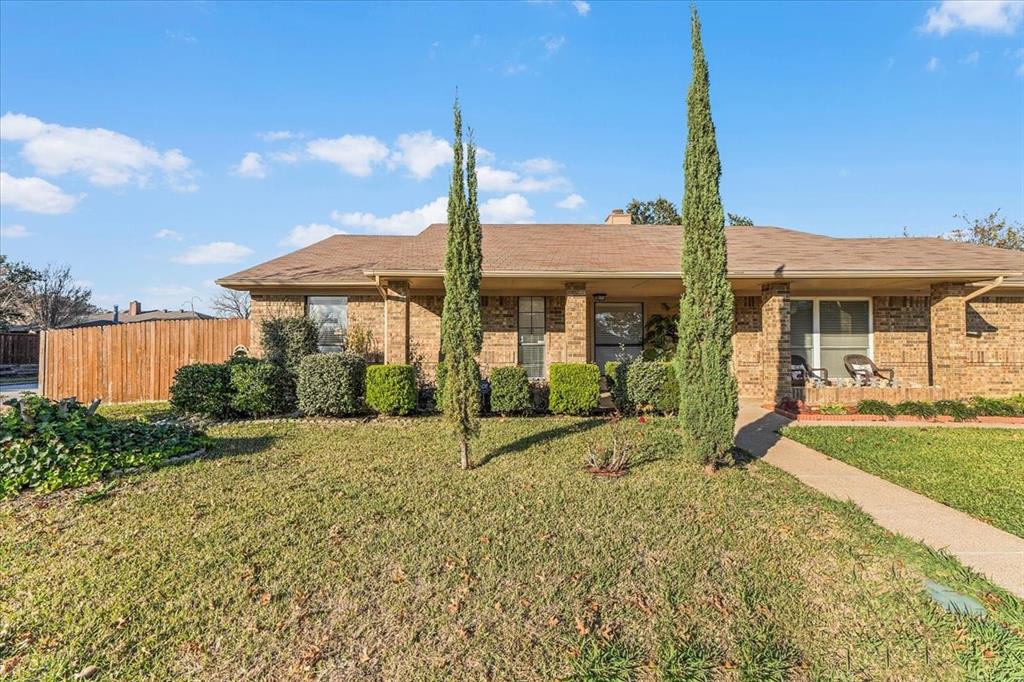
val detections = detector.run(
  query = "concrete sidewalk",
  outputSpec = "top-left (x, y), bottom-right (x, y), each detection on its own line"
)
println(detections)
top-left (735, 402), bottom-right (1024, 598)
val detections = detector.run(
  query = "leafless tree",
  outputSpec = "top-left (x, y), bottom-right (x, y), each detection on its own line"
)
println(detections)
top-left (23, 263), bottom-right (97, 329)
top-left (210, 288), bottom-right (251, 319)
top-left (0, 255), bottom-right (40, 329)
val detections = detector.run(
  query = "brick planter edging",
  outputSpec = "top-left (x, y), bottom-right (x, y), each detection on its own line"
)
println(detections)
top-left (773, 408), bottom-right (1024, 425)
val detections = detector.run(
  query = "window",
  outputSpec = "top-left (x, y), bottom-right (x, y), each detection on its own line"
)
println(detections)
top-left (307, 296), bottom-right (347, 352)
top-left (594, 302), bottom-right (643, 370)
top-left (791, 298), bottom-right (871, 378)
top-left (518, 296), bottom-right (546, 379)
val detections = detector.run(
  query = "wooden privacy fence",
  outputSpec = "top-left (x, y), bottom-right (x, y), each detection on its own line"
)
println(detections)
top-left (0, 332), bottom-right (39, 365)
top-left (40, 319), bottom-right (251, 403)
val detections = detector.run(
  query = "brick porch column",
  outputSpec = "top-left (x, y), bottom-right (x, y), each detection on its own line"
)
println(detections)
top-left (564, 282), bottom-right (588, 363)
top-left (760, 282), bottom-right (791, 405)
top-left (929, 282), bottom-right (967, 391)
top-left (384, 280), bottom-right (410, 364)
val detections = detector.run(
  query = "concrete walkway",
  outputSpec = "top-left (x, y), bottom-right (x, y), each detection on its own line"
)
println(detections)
top-left (735, 402), bottom-right (1024, 598)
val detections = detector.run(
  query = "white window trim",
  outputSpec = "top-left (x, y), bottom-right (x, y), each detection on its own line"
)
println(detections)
top-left (791, 297), bottom-right (873, 370)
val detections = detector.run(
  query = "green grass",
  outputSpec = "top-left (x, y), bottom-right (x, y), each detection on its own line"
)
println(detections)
top-left (782, 426), bottom-right (1024, 538)
top-left (2, 405), bottom-right (1023, 679)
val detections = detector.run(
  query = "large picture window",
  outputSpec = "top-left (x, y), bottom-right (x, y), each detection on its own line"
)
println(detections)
top-left (594, 302), bottom-right (643, 370)
top-left (307, 296), bottom-right (347, 352)
top-left (791, 298), bottom-right (871, 379)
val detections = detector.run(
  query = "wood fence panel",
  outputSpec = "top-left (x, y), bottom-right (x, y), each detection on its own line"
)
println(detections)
top-left (0, 333), bottom-right (40, 364)
top-left (39, 319), bottom-right (251, 403)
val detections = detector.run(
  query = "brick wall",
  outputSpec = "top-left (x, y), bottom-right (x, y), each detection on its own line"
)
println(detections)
top-left (732, 296), bottom-right (762, 398)
top-left (872, 296), bottom-right (930, 386)
top-left (963, 294), bottom-right (1024, 394)
top-left (565, 282), bottom-right (588, 363)
top-left (384, 281), bottom-right (410, 364)
top-left (249, 294), bottom-right (305, 355)
top-left (544, 296), bottom-right (566, 368)
top-left (348, 295), bottom-right (384, 362)
top-left (760, 283), bottom-right (792, 404)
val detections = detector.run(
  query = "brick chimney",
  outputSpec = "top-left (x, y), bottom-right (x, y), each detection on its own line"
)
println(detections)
top-left (128, 300), bottom-right (142, 316)
top-left (605, 208), bottom-right (632, 225)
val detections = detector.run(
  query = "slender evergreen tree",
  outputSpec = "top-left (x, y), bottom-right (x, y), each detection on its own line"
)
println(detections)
top-left (441, 97), bottom-right (482, 469)
top-left (676, 5), bottom-right (738, 471)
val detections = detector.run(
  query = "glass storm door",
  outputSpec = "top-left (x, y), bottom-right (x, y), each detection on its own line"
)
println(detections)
top-left (594, 302), bottom-right (643, 370)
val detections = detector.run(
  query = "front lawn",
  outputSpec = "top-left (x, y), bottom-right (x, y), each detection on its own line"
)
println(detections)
top-left (2, 408), bottom-right (1022, 679)
top-left (782, 426), bottom-right (1024, 538)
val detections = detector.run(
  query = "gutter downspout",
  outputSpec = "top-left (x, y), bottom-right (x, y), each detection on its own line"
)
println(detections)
top-left (375, 275), bottom-right (389, 363)
top-left (964, 276), bottom-right (1005, 303)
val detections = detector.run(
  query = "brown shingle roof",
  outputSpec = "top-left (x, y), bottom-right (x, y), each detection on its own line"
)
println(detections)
top-left (218, 224), bottom-right (1024, 286)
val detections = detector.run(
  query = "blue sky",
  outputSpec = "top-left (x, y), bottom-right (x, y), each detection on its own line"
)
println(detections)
top-left (1, 0), bottom-right (1022, 313)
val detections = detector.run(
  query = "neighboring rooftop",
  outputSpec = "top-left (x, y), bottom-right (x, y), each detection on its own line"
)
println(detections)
top-left (63, 300), bottom-right (215, 328)
top-left (218, 223), bottom-right (1024, 287)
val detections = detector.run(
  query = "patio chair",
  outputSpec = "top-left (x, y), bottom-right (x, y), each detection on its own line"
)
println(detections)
top-left (843, 354), bottom-right (893, 384)
top-left (791, 354), bottom-right (828, 387)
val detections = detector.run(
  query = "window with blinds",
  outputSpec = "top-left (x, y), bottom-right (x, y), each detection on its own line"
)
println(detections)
top-left (790, 299), bottom-right (871, 379)
top-left (518, 296), bottom-right (546, 379)
top-left (307, 296), bottom-right (347, 352)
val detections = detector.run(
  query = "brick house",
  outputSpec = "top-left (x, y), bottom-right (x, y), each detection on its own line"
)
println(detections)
top-left (217, 211), bottom-right (1024, 405)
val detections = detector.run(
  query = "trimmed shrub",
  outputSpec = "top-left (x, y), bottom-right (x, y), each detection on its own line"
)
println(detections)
top-left (230, 361), bottom-right (295, 417)
top-left (549, 363), bottom-right (600, 415)
top-left (366, 365), bottom-right (418, 416)
top-left (894, 401), bottom-right (938, 419)
top-left (296, 353), bottom-right (366, 416)
top-left (170, 363), bottom-right (235, 418)
top-left (261, 316), bottom-right (319, 374)
top-left (489, 366), bottom-right (532, 416)
top-left (625, 361), bottom-right (678, 415)
top-left (856, 399), bottom-right (896, 418)
top-left (970, 396), bottom-right (1024, 417)
top-left (933, 399), bottom-right (976, 421)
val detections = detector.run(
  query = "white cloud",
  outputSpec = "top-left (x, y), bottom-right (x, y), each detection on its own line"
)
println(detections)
top-left (556, 193), bottom-right (586, 210)
top-left (504, 63), bottom-right (528, 76)
top-left (389, 131), bottom-right (451, 179)
top-left (0, 172), bottom-right (81, 214)
top-left (166, 30), bottom-right (197, 44)
top-left (477, 165), bottom-right (569, 192)
top-left (0, 224), bottom-right (31, 239)
top-left (927, 56), bottom-right (942, 71)
top-left (154, 229), bottom-right (183, 241)
top-left (959, 50), bottom-right (981, 64)
top-left (269, 150), bottom-right (301, 164)
top-left (921, 1), bottom-right (1023, 36)
top-left (0, 112), bottom-right (197, 191)
top-left (544, 35), bottom-right (566, 55)
top-left (332, 196), bottom-right (448, 235)
top-left (481, 193), bottom-right (534, 223)
top-left (517, 157), bottom-right (562, 174)
top-left (258, 130), bottom-right (300, 142)
top-left (172, 241), bottom-right (254, 265)
top-left (279, 223), bottom-right (346, 248)
top-left (572, 1), bottom-right (591, 16)
top-left (232, 152), bottom-right (268, 179)
top-left (306, 134), bottom-right (389, 176)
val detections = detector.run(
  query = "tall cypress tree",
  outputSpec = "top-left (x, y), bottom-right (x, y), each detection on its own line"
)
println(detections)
top-left (441, 97), bottom-right (482, 470)
top-left (676, 6), bottom-right (737, 471)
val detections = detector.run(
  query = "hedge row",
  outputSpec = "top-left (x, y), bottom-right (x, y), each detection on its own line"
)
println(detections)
top-left (856, 395), bottom-right (1024, 421)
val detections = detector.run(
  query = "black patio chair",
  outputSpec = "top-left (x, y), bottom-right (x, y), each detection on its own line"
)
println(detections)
top-left (791, 354), bottom-right (828, 387)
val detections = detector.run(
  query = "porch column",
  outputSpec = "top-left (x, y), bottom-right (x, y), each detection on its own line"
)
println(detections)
top-left (384, 280), bottom-right (410, 364)
top-left (564, 282), bottom-right (588, 363)
top-left (929, 282), bottom-right (967, 391)
top-left (760, 282), bottom-right (792, 405)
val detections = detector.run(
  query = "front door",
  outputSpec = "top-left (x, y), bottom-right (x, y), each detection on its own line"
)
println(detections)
top-left (518, 296), bottom-right (546, 378)
top-left (594, 302), bottom-right (644, 370)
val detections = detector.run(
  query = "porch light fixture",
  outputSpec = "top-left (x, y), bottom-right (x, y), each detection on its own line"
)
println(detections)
top-left (592, 293), bottom-right (608, 302)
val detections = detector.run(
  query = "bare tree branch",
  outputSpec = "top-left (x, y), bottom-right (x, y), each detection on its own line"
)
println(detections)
top-left (209, 289), bottom-right (251, 319)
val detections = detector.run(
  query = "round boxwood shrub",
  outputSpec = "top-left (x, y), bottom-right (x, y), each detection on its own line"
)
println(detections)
top-left (548, 363), bottom-right (600, 415)
top-left (169, 362), bottom-right (234, 418)
top-left (296, 353), bottom-right (366, 416)
top-left (230, 361), bottom-right (295, 417)
top-left (489, 366), bottom-right (532, 416)
top-left (626, 361), bottom-right (678, 415)
top-left (366, 364), bottom-right (418, 416)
